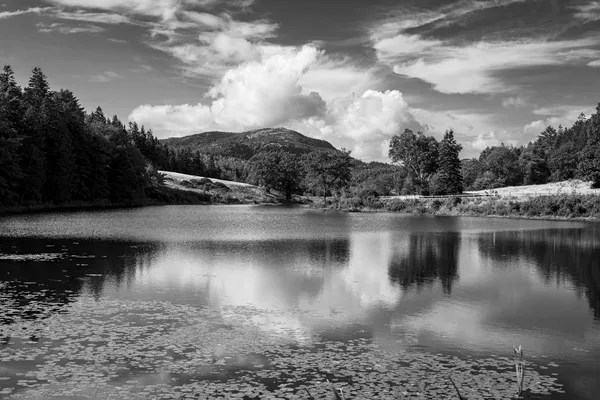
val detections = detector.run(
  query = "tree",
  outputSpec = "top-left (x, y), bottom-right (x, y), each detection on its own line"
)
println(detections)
top-left (0, 66), bottom-right (23, 206)
top-left (0, 102), bottom-right (22, 205)
top-left (479, 145), bottom-right (523, 187)
top-left (250, 150), bottom-right (301, 200)
top-left (302, 149), bottom-right (352, 204)
top-left (19, 67), bottom-right (51, 203)
top-left (388, 129), bottom-right (439, 194)
top-left (435, 129), bottom-right (463, 195)
top-left (461, 159), bottom-right (482, 191)
top-left (578, 103), bottom-right (600, 188)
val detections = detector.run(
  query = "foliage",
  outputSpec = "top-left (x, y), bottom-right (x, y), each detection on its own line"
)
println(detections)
top-left (302, 149), bottom-right (352, 203)
top-left (435, 129), bottom-right (463, 195)
top-left (249, 150), bottom-right (301, 200)
top-left (388, 129), bottom-right (439, 194)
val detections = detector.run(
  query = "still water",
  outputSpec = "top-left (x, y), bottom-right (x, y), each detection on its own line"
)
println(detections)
top-left (1, 205), bottom-right (599, 399)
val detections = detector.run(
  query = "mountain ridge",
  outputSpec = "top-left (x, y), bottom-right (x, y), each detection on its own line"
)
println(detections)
top-left (160, 127), bottom-right (338, 159)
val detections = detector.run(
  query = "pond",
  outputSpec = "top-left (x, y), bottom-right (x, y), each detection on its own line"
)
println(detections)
top-left (1, 205), bottom-right (599, 399)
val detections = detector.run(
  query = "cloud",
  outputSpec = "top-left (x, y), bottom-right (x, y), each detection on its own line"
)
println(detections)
top-left (37, 22), bottom-right (105, 34)
top-left (572, 1), bottom-right (600, 22)
top-left (588, 59), bottom-right (600, 67)
top-left (45, 0), bottom-right (182, 20)
top-left (129, 45), bottom-right (426, 161)
top-left (470, 131), bottom-right (503, 150)
top-left (378, 37), bottom-right (600, 94)
top-left (502, 96), bottom-right (528, 108)
top-left (524, 105), bottom-right (594, 136)
top-left (298, 56), bottom-right (382, 103)
top-left (370, 1), bottom-right (600, 94)
top-left (128, 103), bottom-right (214, 134)
top-left (53, 10), bottom-right (130, 24)
top-left (130, 45), bottom-right (325, 133)
top-left (298, 90), bottom-right (424, 161)
top-left (89, 71), bottom-right (123, 82)
top-left (523, 118), bottom-right (563, 136)
top-left (207, 45), bottom-right (326, 128)
top-left (0, 7), bottom-right (50, 19)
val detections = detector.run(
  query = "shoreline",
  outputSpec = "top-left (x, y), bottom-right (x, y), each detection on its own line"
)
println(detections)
top-left (307, 194), bottom-right (600, 222)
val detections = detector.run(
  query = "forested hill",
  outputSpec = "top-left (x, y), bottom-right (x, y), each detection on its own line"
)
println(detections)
top-left (161, 128), bottom-right (337, 159)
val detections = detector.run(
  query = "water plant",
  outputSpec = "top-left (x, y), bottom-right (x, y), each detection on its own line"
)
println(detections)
top-left (514, 345), bottom-right (526, 399)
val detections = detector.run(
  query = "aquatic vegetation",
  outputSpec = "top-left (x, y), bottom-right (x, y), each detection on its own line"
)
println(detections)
top-left (0, 293), bottom-right (567, 399)
top-left (514, 345), bottom-right (525, 399)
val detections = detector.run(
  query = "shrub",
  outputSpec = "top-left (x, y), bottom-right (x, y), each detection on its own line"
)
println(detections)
top-left (431, 199), bottom-right (443, 211)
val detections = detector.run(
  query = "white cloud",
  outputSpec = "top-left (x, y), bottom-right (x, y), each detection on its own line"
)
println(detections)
top-left (53, 10), bottom-right (130, 24)
top-left (370, 1), bottom-right (600, 95)
top-left (502, 96), bottom-right (528, 108)
top-left (572, 1), bottom-right (600, 22)
top-left (129, 45), bottom-right (425, 161)
top-left (89, 71), bottom-right (123, 82)
top-left (381, 37), bottom-right (600, 94)
top-left (298, 56), bottom-right (381, 102)
top-left (471, 131), bottom-right (503, 150)
top-left (524, 105), bottom-right (594, 136)
top-left (207, 45), bottom-right (326, 129)
top-left (523, 118), bottom-right (563, 136)
top-left (37, 22), bottom-right (105, 34)
top-left (0, 7), bottom-right (50, 19)
top-left (588, 59), bottom-right (600, 67)
top-left (129, 103), bottom-right (214, 134)
top-left (46, 0), bottom-right (182, 21)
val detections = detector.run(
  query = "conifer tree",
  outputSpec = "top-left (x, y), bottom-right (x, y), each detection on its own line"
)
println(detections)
top-left (0, 66), bottom-right (24, 205)
top-left (437, 129), bottom-right (463, 195)
top-left (20, 67), bottom-right (50, 202)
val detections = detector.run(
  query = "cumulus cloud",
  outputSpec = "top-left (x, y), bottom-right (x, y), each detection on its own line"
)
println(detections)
top-left (130, 46), bottom-right (326, 133)
top-left (129, 45), bottom-right (427, 161)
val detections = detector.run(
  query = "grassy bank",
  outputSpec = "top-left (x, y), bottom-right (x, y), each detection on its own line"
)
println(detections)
top-left (314, 194), bottom-right (600, 220)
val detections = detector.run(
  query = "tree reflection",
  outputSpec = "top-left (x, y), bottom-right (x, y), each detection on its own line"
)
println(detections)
top-left (477, 227), bottom-right (600, 319)
top-left (387, 232), bottom-right (461, 294)
top-left (0, 238), bottom-right (163, 325)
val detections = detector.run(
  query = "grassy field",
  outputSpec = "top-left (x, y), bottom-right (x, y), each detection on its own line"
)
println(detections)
top-left (465, 179), bottom-right (600, 197)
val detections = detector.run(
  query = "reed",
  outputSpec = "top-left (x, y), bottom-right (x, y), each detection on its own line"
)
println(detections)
top-left (514, 345), bottom-right (526, 399)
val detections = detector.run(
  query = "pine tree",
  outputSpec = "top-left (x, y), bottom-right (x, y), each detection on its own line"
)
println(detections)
top-left (437, 129), bottom-right (463, 195)
top-left (42, 93), bottom-right (74, 204)
top-left (20, 67), bottom-right (50, 203)
top-left (0, 66), bottom-right (24, 205)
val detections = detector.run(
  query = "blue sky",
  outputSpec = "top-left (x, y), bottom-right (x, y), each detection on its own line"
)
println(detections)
top-left (2, 0), bottom-right (600, 160)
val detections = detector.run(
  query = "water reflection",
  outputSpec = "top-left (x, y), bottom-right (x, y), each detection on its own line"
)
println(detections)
top-left (2, 211), bottom-right (600, 399)
top-left (388, 232), bottom-right (460, 294)
top-left (477, 228), bottom-right (600, 319)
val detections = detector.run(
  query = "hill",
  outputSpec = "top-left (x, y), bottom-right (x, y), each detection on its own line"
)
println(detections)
top-left (161, 128), bottom-right (337, 159)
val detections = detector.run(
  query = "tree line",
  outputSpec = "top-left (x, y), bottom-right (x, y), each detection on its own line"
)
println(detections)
top-left (0, 66), bottom-right (354, 207)
top-left (2, 65), bottom-right (599, 209)
top-left (461, 108), bottom-right (600, 191)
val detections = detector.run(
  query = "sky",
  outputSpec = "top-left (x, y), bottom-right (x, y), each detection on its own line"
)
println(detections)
top-left (2, 0), bottom-right (600, 161)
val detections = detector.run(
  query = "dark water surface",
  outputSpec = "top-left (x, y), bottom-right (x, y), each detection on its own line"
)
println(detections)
top-left (1, 205), bottom-right (599, 399)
